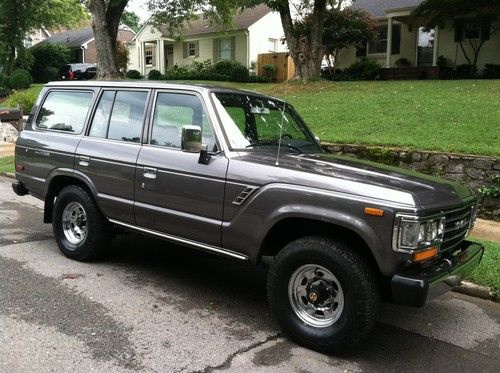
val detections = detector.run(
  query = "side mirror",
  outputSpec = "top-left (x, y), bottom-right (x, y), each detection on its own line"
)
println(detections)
top-left (314, 135), bottom-right (321, 144)
top-left (181, 125), bottom-right (202, 152)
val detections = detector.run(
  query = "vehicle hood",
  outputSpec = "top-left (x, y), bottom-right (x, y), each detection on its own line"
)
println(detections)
top-left (236, 152), bottom-right (473, 209)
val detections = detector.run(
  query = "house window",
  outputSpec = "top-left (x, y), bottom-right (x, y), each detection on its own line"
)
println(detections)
top-left (188, 42), bottom-right (196, 57)
top-left (183, 41), bottom-right (199, 58)
top-left (368, 26), bottom-right (388, 54)
top-left (268, 38), bottom-right (278, 52)
top-left (220, 38), bottom-right (232, 60)
top-left (145, 45), bottom-right (155, 66)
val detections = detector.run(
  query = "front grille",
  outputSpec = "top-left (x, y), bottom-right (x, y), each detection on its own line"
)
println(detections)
top-left (440, 205), bottom-right (473, 253)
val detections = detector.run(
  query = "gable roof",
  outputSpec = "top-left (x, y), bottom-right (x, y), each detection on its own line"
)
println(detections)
top-left (42, 27), bottom-right (94, 48)
top-left (354, 0), bottom-right (423, 18)
top-left (157, 4), bottom-right (272, 38)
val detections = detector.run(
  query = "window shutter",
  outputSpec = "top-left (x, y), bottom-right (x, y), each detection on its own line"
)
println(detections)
top-left (230, 36), bottom-right (236, 60)
top-left (454, 20), bottom-right (464, 42)
top-left (195, 41), bottom-right (200, 58)
top-left (213, 39), bottom-right (219, 61)
top-left (480, 19), bottom-right (491, 41)
top-left (391, 24), bottom-right (401, 55)
top-left (356, 43), bottom-right (367, 57)
top-left (183, 42), bottom-right (188, 58)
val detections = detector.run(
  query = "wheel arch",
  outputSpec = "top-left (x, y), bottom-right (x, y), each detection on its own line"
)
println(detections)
top-left (43, 170), bottom-right (98, 223)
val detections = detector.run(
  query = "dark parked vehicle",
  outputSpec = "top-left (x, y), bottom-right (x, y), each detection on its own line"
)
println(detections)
top-left (59, 63), bottom-right (97, 80)
top-left (12, 81), bottom-right (483, 353)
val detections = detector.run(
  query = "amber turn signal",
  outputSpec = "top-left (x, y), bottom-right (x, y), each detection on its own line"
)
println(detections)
top-left (412, 247), bottom-right (438, 262)
top-left (364, 207), bottom-right (384, 216)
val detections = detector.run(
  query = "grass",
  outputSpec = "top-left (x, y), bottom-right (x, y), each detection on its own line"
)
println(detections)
top-left (0, 156), bottom-right (14, 173)
top-left (468, 239), bottom-right (500, 297)
top-left (1, 80), bottom-right (498, 156)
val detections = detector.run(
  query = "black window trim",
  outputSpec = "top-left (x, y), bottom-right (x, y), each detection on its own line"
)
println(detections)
top-left (34, 89), bottom-right (95, 135)
top-left (86, 87), bottom-right (152, 145)
top-left (144, 88), bottom-right (222, 153)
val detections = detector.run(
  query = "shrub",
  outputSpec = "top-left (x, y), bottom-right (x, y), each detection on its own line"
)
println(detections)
top-left (148, 69), bottom-right (163, 80)
top-left (13, 69), bottom-right (33, 85)
top-left (28, 43), bottom-right (70, 83)
top-left (483, 64), bottom-right (500, 79)
top-left (0, 72), bottom-right (9, 88)
top-left (126, 69), bottom-right (143, 79)
top-left (41, 66), bottom-right (60, 83)
top-left (0, 86), bottom-right (10, 98)
top-left (454, 64), bottom-right (475, 79)
top-left (4, 89), bottom-right (38, 113)
top-left (262, 64), bottom-right (278, 80)
top-left (230, 64), bottom-right (250, 82)
top-left (395, 58), bottom-right (411, 67)
top-left (213, 60), bottom-right (239, 76)
top-left (343, 58), bottom-right (382, 80)
top-left (9, 70), bottom-right (32, 89)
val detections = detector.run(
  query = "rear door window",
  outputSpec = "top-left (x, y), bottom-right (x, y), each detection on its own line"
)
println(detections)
top-left (88, 90), bottom-right (148, 143)
top-left (36, 90), bottom-right (93, 133)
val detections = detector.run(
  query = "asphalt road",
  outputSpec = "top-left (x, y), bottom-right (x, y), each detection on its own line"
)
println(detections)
top-left (1, 176), bottom-right (499, 373)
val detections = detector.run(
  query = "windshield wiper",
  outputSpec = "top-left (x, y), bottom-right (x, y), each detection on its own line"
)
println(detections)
top-left (245, 142), bottom-right (303, 153)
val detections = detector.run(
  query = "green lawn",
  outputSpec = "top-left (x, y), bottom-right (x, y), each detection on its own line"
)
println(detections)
top-left (2, 80), bottom-right (499, 156)
top-left (0, 156), bottom-right (14, 173)
top-left (469, 239), bottom-right (500, 297)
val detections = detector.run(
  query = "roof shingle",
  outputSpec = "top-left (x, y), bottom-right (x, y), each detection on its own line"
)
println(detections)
top-left (354, 0), bottom-right (423, 18)
top-left (42, 27), bottom-right (94, 48)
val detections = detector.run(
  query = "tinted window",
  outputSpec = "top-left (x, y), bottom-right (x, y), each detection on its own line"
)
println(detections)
top-left (89, 90), bottom-right (147, 143)
top-left (151, 93), bottom-right (215, 151)
top-left (36, 91), bottom-right (93, 133)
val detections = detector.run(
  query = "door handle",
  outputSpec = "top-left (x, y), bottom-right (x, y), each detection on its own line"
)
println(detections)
top-left (79, 156), bottom-right (90, 167)
top-left (143, 167), bottom-right (157, 179)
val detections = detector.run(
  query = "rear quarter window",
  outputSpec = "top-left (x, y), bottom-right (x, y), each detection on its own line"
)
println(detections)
top-left (36, 90), bottom-right (93, 133)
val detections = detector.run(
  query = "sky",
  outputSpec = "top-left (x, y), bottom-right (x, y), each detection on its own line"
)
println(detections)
top-left (127, 0), bottom-right (151, 22)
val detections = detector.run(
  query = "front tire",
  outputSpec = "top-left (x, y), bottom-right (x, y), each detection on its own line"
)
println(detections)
top-left (267, 236), bottom-right (379, 353)
top-left (52, 185), bottom-right (112, 261)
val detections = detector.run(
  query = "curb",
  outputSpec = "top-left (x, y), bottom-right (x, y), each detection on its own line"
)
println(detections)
top-left (452, 281), bottom-right (498, 302)
top-left (0, 172), bottom-right (15, 179)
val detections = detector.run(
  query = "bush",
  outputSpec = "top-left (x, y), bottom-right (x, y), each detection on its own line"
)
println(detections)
top-left (148, 69), bottom-right (163, 80)
top-left (454, 64), bottom-right (475, 79)
top-left (395, 58), bottom-right (411, 67)
top-left (213, 60), bottom-right (239, 76)
top-left (4, 89), bottom-right (38, 113)
top-left (9, 69), bottom-right (32, 89)
top-left (263, 64), bottom-right (278, 80)
top-left (230, 64), bottom-right (250, 82)
top-left (342, 58), bottom-right (382, 80)
top-left (483, 64), bottom-right (500, 79)
top-left (0, 72), bottom-right (9, 88)
top-left (126, 69), bottom-right (143, 79)
top-left (0, 86), bottom-right (10, 98)
top-left (28, 43), bottom-right (70, 83)
top-left (41, 66), bottom-right (60, 83)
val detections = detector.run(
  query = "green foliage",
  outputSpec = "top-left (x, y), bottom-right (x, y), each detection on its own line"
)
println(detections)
top-left (262, 64), bottom-right (277, 80)
top-left (230, 64), bottom-right (250, 83)
top-left (41, 67), bottom-right (60, 83)
top-left (333, 58), bottom-right (382, 81)
top-left (483, 64), bottom-right (500, 78)
top-left (478, 173), bottom-right (500, 198)
top-left (126, 70), bottom-right (143, 79)
top-left (468, 239), bottom-right (500, 296)
top-left (213, 60), bottom-right (240, 76)
top-left (3, 86), bottom-right (39, 113)
top-left (121, 10), bottom-right (141, 32)
top-left (8, 70), bottom-right (32, 89)
top-left (0, 72), bottom-right (9, 87)
top-left (28, 42), bottom-right (71, 83)
top-left (0, 0), bottom-right (89, 74)
top-left (148, 69), bottom-right (163, 80)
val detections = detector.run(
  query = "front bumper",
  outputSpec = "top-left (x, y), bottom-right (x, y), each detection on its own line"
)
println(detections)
top-left (391, 241), bottom-right (484, 307)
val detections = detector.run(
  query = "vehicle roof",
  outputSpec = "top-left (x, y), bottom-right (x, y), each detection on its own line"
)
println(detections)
top-left (44, 81), bottom-right (278, 100)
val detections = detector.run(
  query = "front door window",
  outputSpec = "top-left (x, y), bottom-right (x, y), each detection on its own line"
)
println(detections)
top-left (417, 27), bottom-right (435, 67)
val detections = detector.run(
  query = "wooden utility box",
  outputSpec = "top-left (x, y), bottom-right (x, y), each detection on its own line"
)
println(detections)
top-left (257, 52), bottom-right (295, 81)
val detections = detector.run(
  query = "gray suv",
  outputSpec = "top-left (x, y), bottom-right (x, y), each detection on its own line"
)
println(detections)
top-left (13, 81), bottom-right (483, 353)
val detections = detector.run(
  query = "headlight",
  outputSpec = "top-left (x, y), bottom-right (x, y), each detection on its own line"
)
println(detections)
top-left (393, 214), bottom-right (445, 253)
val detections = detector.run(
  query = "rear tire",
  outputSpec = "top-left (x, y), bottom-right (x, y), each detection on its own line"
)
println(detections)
top-left (52, 185), bottom-right (112, 261)
top-left (267, 236), bottom-right (379, 353)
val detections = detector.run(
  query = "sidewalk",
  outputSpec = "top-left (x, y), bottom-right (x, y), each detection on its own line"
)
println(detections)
top-left (470, 218), bottom-right (500, 243)
top-left (0, 142), bottom-right (14, 157)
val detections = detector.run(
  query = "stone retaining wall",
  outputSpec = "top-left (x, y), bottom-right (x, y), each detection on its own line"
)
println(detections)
top-left (0, 123), bottom-right (18, 143)
top-left (323, 143), bottom-right (500, 221)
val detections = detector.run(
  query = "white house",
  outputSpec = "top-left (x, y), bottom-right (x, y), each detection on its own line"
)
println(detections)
top-left (127, 4), bottom-right (286, 75)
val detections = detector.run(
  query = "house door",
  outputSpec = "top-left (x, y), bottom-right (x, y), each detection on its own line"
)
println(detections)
top-left (164, 44), bottom-right (174, 70)
top-left (417, 27), bottom-right (435, 67)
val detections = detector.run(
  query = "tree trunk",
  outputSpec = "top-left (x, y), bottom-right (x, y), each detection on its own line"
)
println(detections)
top-left (87, 0), bottom-right (128, 80)
top-left (278, 0), bottom-right (327, 80)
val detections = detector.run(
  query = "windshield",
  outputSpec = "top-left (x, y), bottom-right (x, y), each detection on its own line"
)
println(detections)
top-left (212, 92), bottom-right (322, 154)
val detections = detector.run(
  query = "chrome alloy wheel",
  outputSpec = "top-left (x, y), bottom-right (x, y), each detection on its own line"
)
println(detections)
top-left (62, 202), bottom-right (87, 245)
top-left (288, 264), bottom-right (344, 327)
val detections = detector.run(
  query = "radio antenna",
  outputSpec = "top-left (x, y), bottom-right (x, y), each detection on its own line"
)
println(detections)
top-left (275, 68), bottom-right (290, 167)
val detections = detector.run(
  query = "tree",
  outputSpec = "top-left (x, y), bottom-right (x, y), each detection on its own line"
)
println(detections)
top-left (83, 0), bottom-right (129, 79)
top-left (0, 0), bottom-right (88, 74)
top-left (121, 10), bottom-right (141, 32)
top-left (412, 0), bottom-right (500, 72)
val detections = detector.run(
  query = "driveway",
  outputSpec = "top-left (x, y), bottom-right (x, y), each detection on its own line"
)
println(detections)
top-left (0, 176), bottom-right (499, 372)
